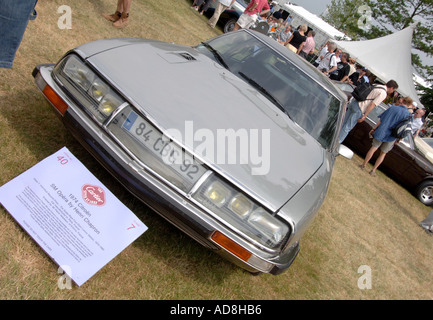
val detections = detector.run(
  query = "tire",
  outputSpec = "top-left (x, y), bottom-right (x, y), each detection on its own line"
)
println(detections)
top-left (223, 18), bottom-right (237, 33)
top-left (415, 180), bottom-right (433, 206)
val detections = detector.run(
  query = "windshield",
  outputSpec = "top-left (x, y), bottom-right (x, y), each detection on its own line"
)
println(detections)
top-left (197, 31), bottom-right (342, 150)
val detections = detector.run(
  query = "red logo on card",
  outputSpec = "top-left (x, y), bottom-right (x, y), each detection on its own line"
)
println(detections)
top-left (82, 184), bottom-right (106, 206)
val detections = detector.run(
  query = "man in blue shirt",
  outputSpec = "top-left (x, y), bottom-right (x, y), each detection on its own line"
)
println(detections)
top-left (359, 96), bottom-right (413, 176)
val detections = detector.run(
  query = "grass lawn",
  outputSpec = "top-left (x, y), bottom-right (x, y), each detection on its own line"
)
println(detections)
top-left (0, 0), bottom-right (432, 300)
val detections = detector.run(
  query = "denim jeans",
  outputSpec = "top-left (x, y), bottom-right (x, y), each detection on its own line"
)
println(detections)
top-left (338, 98), bottom-right (362, 143)
top-left (0, 0), bottom-right (38, 69)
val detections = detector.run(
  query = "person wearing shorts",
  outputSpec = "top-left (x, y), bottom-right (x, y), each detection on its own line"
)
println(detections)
top-left (233, 0), bottom-right (270, 30)
top-left (371, 138), bottom-right (395, 153)
top-left (359, 97), bottom-right (412, 176)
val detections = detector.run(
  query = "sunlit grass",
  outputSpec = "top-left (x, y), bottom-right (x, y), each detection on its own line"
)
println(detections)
top-left (0, 0), bottom-right (432, 300)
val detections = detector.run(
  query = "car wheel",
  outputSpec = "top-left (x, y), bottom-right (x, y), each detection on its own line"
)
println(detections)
top-left (415, 181), bottom-right (433, 206)
top-left (223, 18), bottom-right (237, 33)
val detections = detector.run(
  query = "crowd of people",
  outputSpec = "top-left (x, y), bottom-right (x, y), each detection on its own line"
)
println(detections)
top-left (188, 0), bottom-right (373, 90)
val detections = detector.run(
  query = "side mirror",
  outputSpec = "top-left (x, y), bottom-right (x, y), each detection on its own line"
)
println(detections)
top-left (338, 144), bottom-right (354, 159)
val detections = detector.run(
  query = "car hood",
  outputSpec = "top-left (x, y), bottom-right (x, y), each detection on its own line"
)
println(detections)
top-left (82, 39), bottom-right (325, 211)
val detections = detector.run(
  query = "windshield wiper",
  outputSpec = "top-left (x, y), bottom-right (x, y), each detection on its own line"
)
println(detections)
top-left (201, 42), bottom-right (230, 70)
top-left (238, 72), bottom-right (291, 119)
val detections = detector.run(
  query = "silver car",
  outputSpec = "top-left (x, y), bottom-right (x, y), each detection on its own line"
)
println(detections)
top-left (33, 30), bottom-right (349, 275)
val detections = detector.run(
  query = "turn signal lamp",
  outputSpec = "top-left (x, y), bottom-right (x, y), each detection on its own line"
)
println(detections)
top-left (42, 85), bottom-right (68, 115)
top-left (211, 231), bottom-right (252, 261)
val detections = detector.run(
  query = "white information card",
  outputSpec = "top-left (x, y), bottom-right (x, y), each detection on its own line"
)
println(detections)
top-left (0, 147), bottom-right (147, 286)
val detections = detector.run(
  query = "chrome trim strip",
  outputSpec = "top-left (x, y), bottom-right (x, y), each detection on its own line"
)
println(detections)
top-left (187, 170), bottom-right (213, 198)
top-left (103, 101), bottom-right (129, 128)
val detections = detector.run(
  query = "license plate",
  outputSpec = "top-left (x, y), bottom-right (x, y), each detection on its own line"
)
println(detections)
top-left (122, 111), bottom-right (205, 183)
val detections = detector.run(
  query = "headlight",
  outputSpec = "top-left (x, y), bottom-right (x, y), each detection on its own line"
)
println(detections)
top-left (98, 93), bottom-right (122, 117)
top-left (90, 80), bottom-right (108, 102)
top-left (54, 55), bottom-right (124, 123)
top-left (229, 194), bottom-right (252, 217)
top-left (203, 180), bottom-right (230, 208)
top-left (248, 208), bottom-right (287, 246)
top-left (193, 175), bottom-right (289, 250)
top-left (63, 56), bottom-right (94, 91)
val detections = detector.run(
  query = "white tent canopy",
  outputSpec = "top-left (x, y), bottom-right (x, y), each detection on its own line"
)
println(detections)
top-left (284, 4), bottom-right (349, 40)
top-left (334, 24), bottom-right (421, 105)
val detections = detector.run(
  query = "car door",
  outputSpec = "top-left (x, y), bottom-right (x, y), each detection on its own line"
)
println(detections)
top-left (380, 135), bottom-right (415, 182)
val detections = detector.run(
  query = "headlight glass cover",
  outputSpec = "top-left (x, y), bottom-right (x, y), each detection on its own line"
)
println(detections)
top-left (193, 175), bottom-right (289, 249)
top-left (53, 55), bottom-right (123, 123)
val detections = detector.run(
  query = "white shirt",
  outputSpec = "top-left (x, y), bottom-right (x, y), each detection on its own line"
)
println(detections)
top-left (317, 52), bottom-right (337, 71)
top-left (219, 0), bottom-right (233, 6)
top-left (413, 117), bottom-right (423, 133)
top-left (315, 45), bottom-right (328, 64)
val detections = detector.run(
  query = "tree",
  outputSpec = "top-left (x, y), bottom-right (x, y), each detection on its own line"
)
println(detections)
top-left (418, 84), bottom-right (433, 114)
top-left (366, 0), bottom-right (433, 78)
top-left (321, 0), bottom-right (366, 40)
